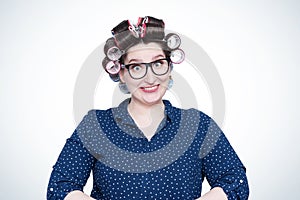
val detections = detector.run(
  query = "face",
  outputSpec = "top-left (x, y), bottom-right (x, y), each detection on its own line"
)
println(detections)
top-left (119, 42), bottom-right (171, 106)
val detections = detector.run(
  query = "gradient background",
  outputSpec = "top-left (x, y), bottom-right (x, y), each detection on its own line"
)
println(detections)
top-left (1, 0), bottom-right (299, 199)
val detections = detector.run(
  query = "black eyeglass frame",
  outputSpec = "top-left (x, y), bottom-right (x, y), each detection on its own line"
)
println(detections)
top-left (122, 58), bottom-right (171, 80)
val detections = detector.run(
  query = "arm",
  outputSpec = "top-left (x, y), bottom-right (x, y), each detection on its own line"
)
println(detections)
top-left (199, 119), bottom-right (249, 200)
top-left (47, 129), bottom-right (96, 200)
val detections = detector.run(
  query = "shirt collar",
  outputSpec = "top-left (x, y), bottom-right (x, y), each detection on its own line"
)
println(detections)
top-left (112, 98), bottom-right (136, 126)
top-left (162, 99), bottom-right (175, 122)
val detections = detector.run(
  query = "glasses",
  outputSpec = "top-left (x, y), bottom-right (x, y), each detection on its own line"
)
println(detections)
top-left (122, 58), bottom-right (170, 79)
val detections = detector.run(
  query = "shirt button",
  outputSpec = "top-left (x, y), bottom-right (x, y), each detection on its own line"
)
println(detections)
top-left (239, 179), bottom-right (244, 184)
top-left (49, 188), bottom-right (54, 192)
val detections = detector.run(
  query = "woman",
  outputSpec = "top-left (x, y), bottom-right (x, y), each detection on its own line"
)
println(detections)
top-left (47, 16), bottom-right (249, 200)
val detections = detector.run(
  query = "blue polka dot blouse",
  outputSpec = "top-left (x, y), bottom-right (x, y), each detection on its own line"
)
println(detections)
top-left (47, 99), bottom-right (249, 199)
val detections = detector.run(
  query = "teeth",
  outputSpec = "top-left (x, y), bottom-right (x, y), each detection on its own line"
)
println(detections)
top-left (143, 85), bottom-right (158, 91)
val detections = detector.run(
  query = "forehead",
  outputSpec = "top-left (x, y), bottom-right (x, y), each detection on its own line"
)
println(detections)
top-left (125, 42), bottom-right (165, 62)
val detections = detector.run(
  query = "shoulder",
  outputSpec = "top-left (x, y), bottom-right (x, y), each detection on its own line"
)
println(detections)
top-left (74, 108), bottom-right (113, 149)
top-left (167, 101), bottom-right (213, 124)
top-left (74, 108), bottom-right (113, 136)
top-left (83, 108), bottom-right (112, 121)
top-left (165, 99), bottom-right (218, 131)
top-left (181, 107), bottom-right (217, 133)
top-left (169, 102), bottom-right (222, 134)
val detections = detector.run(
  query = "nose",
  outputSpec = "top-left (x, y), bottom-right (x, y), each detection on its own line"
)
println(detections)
top-left (144, 65), bottom-right (156, 84)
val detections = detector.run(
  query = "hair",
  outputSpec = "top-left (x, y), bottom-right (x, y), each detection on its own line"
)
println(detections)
top-left (102, 16), bottom-right (173, 81)
top-left (102, 16), bottom-right (185, 82)
top-left (112, 17), bottom-right (165, 50)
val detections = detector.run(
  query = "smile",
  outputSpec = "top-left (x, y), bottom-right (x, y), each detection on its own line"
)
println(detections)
top-left (140, 85), bottom-right (159, 93)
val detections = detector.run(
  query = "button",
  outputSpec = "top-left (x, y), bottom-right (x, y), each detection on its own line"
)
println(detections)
top-left (49, 188), bottom-right (54, 192)
top-left (239, 179), bottom-right (244, 184)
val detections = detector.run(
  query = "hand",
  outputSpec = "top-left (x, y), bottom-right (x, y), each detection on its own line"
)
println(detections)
top-left (196, 187), bottom-right (227, 200)
top-left (64, 190), bottom-right (96, 200)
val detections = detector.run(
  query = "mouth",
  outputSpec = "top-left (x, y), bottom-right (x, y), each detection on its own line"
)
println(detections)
top-left (140, 84), bottom-right (159, 93)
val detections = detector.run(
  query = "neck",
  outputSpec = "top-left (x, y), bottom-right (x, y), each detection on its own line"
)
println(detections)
top-left (127, 98), bottom-right (165, 130)
top-left (128, 99), bottom-right (164, 116)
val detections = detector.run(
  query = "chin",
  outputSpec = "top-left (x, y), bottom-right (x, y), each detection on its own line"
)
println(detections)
top-left (142, 98), bottom-right (162, 105)
top-left (141, 92), bottom-right (165, 105)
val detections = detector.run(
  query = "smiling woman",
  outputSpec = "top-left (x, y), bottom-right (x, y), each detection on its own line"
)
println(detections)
top-left (46, 16), bottom-right (249, 200)
top-left (119, 42), bottom-right (171, 140)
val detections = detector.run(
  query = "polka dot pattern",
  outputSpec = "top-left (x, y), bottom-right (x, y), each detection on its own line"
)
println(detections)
top-left (47, 99), bottom-right (249, 199)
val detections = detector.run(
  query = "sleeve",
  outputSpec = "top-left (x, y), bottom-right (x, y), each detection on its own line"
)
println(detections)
top-left (200, 118), bottom-right (249, 200)
top-left (47, 115), bottom-right (97, 200)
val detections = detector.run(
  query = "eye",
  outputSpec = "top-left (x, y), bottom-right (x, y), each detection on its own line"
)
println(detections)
top-left (153, 60), bottom-right (163, 68)
top-left (130, 65), bottom-right (142, 71)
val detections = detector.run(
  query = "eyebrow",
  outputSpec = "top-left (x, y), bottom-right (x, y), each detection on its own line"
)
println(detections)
top-left (127, 58), bottom-right (143, 63)
top-left (127, 54), bottom-right (165, 64)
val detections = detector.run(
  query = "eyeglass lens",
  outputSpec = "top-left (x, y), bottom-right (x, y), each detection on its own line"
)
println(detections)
top-left (126, 59), bottom-right (169, 79)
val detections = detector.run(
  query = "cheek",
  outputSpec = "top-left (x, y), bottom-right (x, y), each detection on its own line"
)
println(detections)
top-left (124, 76), bottom-right (143, 92)
top-left (119, 71), bottom-right (136, 91)
top-left (121, 70), bottom-right (134, 83)
top-left (159, 73), bottom-right (171, 84)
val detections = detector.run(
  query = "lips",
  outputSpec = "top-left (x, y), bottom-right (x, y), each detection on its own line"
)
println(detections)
top-left (140, 84), bottom-right (159, 93)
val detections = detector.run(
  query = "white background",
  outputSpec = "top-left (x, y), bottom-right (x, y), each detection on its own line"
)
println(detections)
top-left (1, 0), bottom-right (299, 199)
